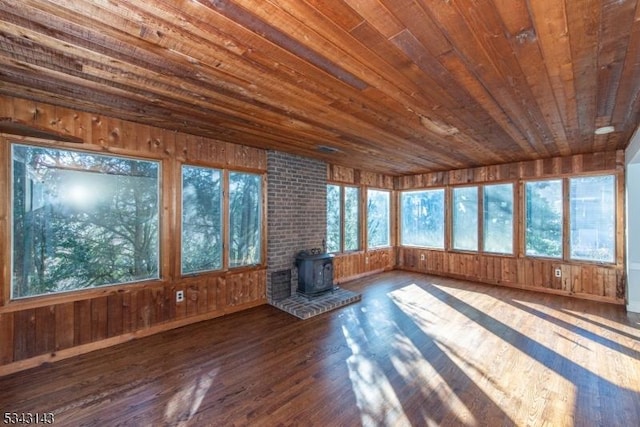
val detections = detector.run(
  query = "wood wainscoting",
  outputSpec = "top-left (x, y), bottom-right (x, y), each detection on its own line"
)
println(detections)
top-left (0, 95), bottom-right (268, 375)
top-left (397, 248), bottom-right (624, 305)
top-left (333, 247), bottom-right (396, 284)
top-left (0, 271), bottom-right (637, 426)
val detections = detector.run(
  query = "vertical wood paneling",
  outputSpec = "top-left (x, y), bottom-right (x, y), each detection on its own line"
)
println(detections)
top-left (74, 300), bottom-right (92, 346)
top-left (91, 297), bottom-right (108, 342)
top-left (107, 293), bottom-right (123, 339)
top-left (0, 313), bottom-right (14, 364)
top-left (208, 277), bottom-right (223, 311)
top-left (225, 270), bottom-right (267, 307)
top-left (397, 151), bottom-right (623, 190)
top-left (34, 306), bottom-right (55, 356)
top-left (13, 309), bottom-right (36, 361)
top-left (11, 99), bottom-right (36, 126)
top-left (54, 302), bottom-right (75, 351)
top-left (56, 105), bottom-right (92, 141)
top-left (137, 289), bottom-right (152, 330)
top-left (333, 248), bottom-right (395, 283)
top-left (397, 247), bottom-right (623, 304)
top-left (123, 291), bottom-right (136, 334)
top-left (186, 285), bottom-right (199, 316)
top-left (327, 164), bottom-right (356, 184)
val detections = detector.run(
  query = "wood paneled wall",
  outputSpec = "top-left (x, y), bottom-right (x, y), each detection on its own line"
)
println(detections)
top-left (0, 95), bottom-right (267, 375)
top-left (327, 164), bottom-right (397, 283)
top-left (397, 249), bottom-right (623, 302)
top-left (333, 248), bottom-right (396, 284)
top-left (396, 151), bottom-right (626, 304)
top-left (327, 164), bottom-right (395, 189)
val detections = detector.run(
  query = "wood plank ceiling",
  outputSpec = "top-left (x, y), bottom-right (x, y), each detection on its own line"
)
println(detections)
top-left (1, 0), bottom-right (639, 174)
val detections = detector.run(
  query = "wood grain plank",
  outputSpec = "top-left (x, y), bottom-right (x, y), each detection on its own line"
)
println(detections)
top-left (54, 302), bottom-right (75, 351)
top-left (0, 312), bottom-right (15, 364)
top-left (107, 293), bottom-right (124, 338)
top-left (13, 309), bottom-right (36, 361)
top-left (74, 299), bottom-right (92, 346)
top-left (34, 305), bottom-right (55, 356)
top-left (91, 296), bottom-right (108, 342)
top-left (565, 0), bottom-right (601, 150)
top-left (595, 0), bottom-right (637, 138)
top-left (528, 0), bottom-right (580, 149)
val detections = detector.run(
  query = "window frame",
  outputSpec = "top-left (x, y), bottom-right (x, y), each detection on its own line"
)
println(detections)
top-left (343, 185), bottom-right (361, 252)
top-left (180, 163), bottom-right (224, 275)
top-left (482, 182), bottom-right (515, 255)
top-left (568, 174), bottom-right (616, 264)
top-left (399, 188), bottom-right (446, 250)
top-left (523, 178), bottom-right (564, 260)
top-left (326, 183), bottom-right (342, 253)
top-left (366, 188), bottom-right (391, 249)
top-left (450, 185), bottom-right (480, 253)
top-left (326, 183), bottom-right (362, 254)
top-left (228, 170), bottom-right (264, 269)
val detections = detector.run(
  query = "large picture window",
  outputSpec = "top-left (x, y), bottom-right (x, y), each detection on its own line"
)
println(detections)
top-left (452, 186), bottom-right (478, 251)
top-left (229, 172), bottom-right (262, 267)
top-left (181, 165), bottom-right (222, 274)
top-left (570, 175), bottom-right (615, 262)
top-left (525, 180), bottom-right (562, 258)
top-left (11, 144), bottom-right (160, 299)
top-left (483, 183), bottom-right (513, 254)
top-left (367, 189), bottom-right (390, 248)
top-left (401, 189), bottom-right (445, 248)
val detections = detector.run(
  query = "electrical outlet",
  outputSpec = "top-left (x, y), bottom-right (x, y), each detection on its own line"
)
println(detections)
top-left (176, 290), bottom-right (184, 303)
top-left (420, 254), bottom-right (425, 261)
top-left (554, 269), bottom-right (562, 278)
top-left (365, 257), bottom-right (369, 264)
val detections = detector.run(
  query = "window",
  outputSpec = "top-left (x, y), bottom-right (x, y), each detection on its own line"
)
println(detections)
top-left (525, 180), bottom-right (562, 258)
top-left (326, 184), bottom-right (341, 253)
top-left (344, 187), bottom-right (360, 251)
top-left (367, 189), bottom-right (390, 248)
top-left (11, 144), bottom-right (159, 299)
top-left (326, 184), bottom-right (361, 252)
top-left (401, 189), bottom-right (445, 248)
top-left (570, 175), bottom-right (615, 262)
top-left (452, 186), bottom-right (478, 251)
top-left (181, 165), bottom-right (222, 274)
top-left (229, 172), bottom-right (262, 267)
top-left (483, 183), bottom-right (513, 254)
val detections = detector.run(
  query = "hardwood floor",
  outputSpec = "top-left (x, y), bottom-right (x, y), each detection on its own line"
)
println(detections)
top-left (1, 271), bottom-right (639, 426)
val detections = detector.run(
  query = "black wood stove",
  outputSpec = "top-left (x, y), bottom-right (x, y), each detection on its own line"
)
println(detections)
top-left (295, 250), bottom-right (334, 297)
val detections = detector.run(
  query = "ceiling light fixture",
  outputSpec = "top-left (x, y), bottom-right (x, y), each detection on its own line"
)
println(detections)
top-left (595, 126), bottom-right (615, 135)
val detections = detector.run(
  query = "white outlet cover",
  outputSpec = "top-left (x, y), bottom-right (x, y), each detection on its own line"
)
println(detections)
top-left (176, 290), bottom-right (184, 302)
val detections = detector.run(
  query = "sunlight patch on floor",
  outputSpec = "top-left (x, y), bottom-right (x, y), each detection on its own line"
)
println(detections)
top-left (389, 332), bottom-right (478, 426)
top-left (387, 283), bottom-right (580, 425)
top-left (164, 368), bottom-right (218, 425)
top-left (341, 313), bottom-right (412, 426)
